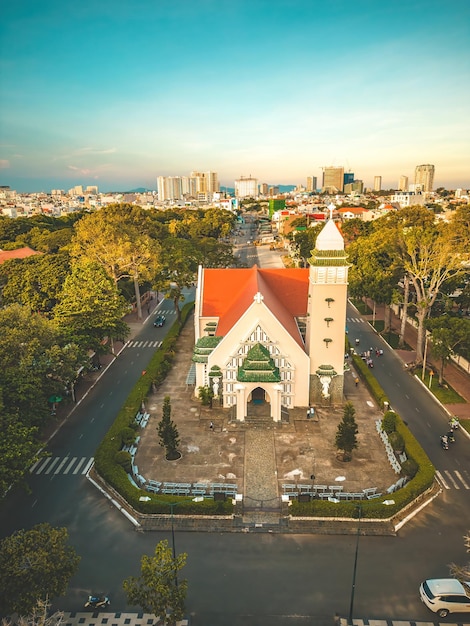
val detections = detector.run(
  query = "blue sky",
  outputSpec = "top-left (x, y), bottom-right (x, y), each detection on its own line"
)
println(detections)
top-left (1, 0), bottom-right (469, 192)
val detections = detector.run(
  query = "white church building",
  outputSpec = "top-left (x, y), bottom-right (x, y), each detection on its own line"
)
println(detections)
top-left (192, 217), bottom-right (349, 422)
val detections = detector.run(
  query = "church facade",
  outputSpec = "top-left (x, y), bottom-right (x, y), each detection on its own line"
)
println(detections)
top-left (192, 218), bottom-right (349, 421)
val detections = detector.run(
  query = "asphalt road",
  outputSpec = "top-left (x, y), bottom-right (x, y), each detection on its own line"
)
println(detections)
top-left (1, 225), bottom-right (469, 624)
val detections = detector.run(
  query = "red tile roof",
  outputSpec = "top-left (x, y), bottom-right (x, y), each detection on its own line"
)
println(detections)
top-left (0, 246), bottom-right (42, 264)
top-left (201, 267), bottom-right (309, 347)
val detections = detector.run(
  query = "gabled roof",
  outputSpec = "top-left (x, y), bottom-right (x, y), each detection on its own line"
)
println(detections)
top-left (201, 266), bottom-right (309, 347)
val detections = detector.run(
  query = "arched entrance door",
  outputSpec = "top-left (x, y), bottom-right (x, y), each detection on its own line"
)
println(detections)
top-left (247, 386), bottom-right (271, 419)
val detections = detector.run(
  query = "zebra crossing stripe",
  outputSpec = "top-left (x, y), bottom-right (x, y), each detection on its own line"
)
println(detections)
top-left (64, 457), bottom-right (77, 474)
top-left (444, 470), bottom-right (460, 489)
top-left (29, 458), bottom-right (41, 473)
top-left (82, 458), bottom-right (94, 474)
top-left (36, 458), bottom-right (52, 474)
top-left (45, 457), bottom-right (60, 474)
top-left (435, 470), bottom-right (449, 489)
top-left (73, 458), bottom-right (86, 474)
top-left (455, 470), bottom-right (470, 489)
top-left (55, 457), bottom-right (69, 474)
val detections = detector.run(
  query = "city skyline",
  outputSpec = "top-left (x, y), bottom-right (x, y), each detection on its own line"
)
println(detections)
top-left (1, 0), bottom-right (469, 193)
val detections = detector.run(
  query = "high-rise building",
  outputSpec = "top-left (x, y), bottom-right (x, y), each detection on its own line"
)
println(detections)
top-left (259, 183), bottom-right (269, 195)
top-left (343, 172), bottom-right (354, 186)
top-left (235, 176), bottom-right (258, 198)
top-left (322, 166), bottom-right (344, 193)
top-left (399, 175), bottom-right (409, 191)
top-left (414, 164), bottom-right (435, 192)
top-left (306, 176), bottom-right (317, 192)
top-left (190, 171), bottom-right (219, 194)
top-left (374, 176), bottom-right (382, 192)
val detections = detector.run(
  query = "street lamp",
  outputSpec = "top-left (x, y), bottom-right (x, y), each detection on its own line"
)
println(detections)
top-left (348, 504), bottom-right (362, 625)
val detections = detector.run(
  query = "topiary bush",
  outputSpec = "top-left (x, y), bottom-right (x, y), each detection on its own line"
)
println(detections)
top-left (388, 431), bottom-right (404, 453)
top-left (401, 458), bottom-right (418, 478)
top-left (114, 450), bottom-right (132, 473)
top-left (382, 410), bottom-right (397, 434)
top-left (121, 426), bottom-right (137, 445)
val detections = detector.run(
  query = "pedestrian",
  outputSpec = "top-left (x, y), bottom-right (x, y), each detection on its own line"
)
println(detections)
top-left (355, 378), bottom-right (359, 387)
top-left (209, 421), bottom-right (214, 431)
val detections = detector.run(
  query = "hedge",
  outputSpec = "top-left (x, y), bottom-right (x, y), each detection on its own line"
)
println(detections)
top-left (93, 301), bottom-right (233, 516)
top-left (289, 338), bottom-right (436, 518)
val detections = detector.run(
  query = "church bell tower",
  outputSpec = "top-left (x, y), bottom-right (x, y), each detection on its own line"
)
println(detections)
top-left (305, 207), bottom-right (349, 404)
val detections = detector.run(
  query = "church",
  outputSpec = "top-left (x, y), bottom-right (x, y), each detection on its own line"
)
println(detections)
top-left (192, 216), bottom-right (349, 422)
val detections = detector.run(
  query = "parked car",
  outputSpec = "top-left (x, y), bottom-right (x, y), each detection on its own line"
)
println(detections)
top-left (420, 578), bottom-right (470, 617)
top-left (153, 314), bottom-right (166, 327)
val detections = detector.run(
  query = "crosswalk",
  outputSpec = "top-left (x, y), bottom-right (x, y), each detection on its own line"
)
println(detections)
top-left (435, 468), bottom-right (470, 489)
top-left (125, 339), bottom-right (162, 349)
top-left (347, 316), bottom-right (366, 324)
top-left (30, 456), bottom-right (94, 476)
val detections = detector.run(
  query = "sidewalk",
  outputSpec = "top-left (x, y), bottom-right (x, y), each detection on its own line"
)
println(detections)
top-left (363, 298), bottom-right (470, 420)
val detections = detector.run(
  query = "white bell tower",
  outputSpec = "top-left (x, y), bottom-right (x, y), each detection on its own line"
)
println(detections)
top-left (305, 205), bottom-right (349, 404)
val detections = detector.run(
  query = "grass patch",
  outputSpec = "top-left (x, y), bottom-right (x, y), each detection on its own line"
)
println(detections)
top-left (350, 299), bottom-right (372, 315)
top-left (460, 419), bottom-right (470, 436)
top-left (415, 368), bottom-right (466, 404)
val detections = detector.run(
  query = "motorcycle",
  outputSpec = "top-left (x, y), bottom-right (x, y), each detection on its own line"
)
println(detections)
top-left (447, 430), bottom-right (455, 443)
top-left (449, 417), bottom-right (460, 430)
top-left (440, 435), bottom-right (449, 450)
top-left (84, 595), bottom-right (110, 609)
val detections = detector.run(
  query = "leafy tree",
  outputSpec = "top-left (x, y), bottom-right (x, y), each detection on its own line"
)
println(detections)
top-left (375, 206), bottom-right (470, 362)
top-left (157, 397), bottom-right (180, 461)
top-left (1, 598), bottom-right (64, 626)
top-left (0, 524), bottom-right (80, 615)
top-left (70, 204), bottom-right (161, 319)
top-left (0, 253), bottom-right (71, 313)
top-left (123, 540), bottom-right (187, 626)
top-left (287, 224), bottom-right (322, 267)
top-left (155, 238), bottom-right (197, 323)
top-left (197, 385), bottom-right (214, 407)
top-left (335, 402), bottom-right (358, 462)
top-left (53, 258), bottom-right (129, 355)
top-left (449, 530), bottom-right (470, 580)
top-left (0, 304), bottom-right (83, 427)
top-left (427, 316), bottom-right (470, 384)
top-left (0, 396), bottom-right (44, 497)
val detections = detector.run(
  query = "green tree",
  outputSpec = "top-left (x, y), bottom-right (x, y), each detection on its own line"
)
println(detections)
top-left (335, 402), bottom-right (359, 462)
top-left (155, 238), bottom-right (197, 323)
top-left (0, 252), bottom-right (70, 312)
top-left (0, 304), bottom-right (83, 428)
top-left (71, 204), bottom-right (161, 319)
top-left (0, 396), bottom-right (44, 497)
top-left (157, 397), bottom-right (180, 461)
top-left (375, 206), bottom-right (470, 362)
top-left (427, 316), bottom-right (470, 384)
top-left (53, 258), bottom-right (129, 356)
top-left (449, 531), bottom-right (470, 581)
top-left (287, 224), bottom-right (323, 267)
top-left (0, 524), bottom-right (80, 615)
top-left (1, 598), bottom-right (64, 626)
top-left (123, 540), bottom-right (187, 626)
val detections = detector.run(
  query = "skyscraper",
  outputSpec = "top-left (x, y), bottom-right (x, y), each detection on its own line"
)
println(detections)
top-left (322, 166), bottom-right (344, 193)
top-left (399, 176), bottom-right (409, 191)
top-left (374, 176), bottom-right (382, 192)
top-left (235, 176), bottom-right (258, 198)
top-left (414, 164), bottom-right (435, 192)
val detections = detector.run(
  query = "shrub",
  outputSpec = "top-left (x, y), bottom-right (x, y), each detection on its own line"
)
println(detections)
top-left (121, 427), bottom-right (137, 445)
top-left (401, 458), bottom-right (418, 478)
top-left (382, 410), bottom-right (397, 434)
top-left (388, 431), bottom-right (404, 453)
top-left (114, 450), bottom-right (132, 473)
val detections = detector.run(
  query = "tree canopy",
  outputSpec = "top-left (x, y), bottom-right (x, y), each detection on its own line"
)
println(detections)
top-left (0, 524), bottom-right (80, 615)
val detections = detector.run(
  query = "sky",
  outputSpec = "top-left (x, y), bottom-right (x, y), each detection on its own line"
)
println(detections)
top-left (1, 0), bottom-right (469, 193)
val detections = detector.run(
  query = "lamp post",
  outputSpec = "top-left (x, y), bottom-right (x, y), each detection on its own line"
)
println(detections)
top-left (348, 504), bottom-right (362, 625)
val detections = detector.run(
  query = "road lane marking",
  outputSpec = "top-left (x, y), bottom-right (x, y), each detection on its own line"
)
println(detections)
top-left (45, 457), bottom-right (60, 474)
top-left (35, 458), bottom-right (51, 474)
top-left (73, 458), bottom-right (86, 474)
top-left (64, 457), bottom-right (77, 474)
top-left (444, 470), bottom-right (460, 489)
top-left (435, 470), bottom-right (449, 489)
top-left (455, 471), bottom-right (470, 489)
top-left (55, 457), bottom-right (69, 474)
top-left (83, 458), bottom-right (94, 474)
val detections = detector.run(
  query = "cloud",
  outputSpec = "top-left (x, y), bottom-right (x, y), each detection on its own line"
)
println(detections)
top-left (0, 160), bottom-right (10, 169)
top-left (67, 165), bottom-right (92, 175)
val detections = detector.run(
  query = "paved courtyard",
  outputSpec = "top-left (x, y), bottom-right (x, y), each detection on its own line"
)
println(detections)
top-left (134, 315), bottom-right (397, 504)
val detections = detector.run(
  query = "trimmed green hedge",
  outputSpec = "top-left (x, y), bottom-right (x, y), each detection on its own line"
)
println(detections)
top-left (93, 301), bottom-right (233, 516)
top-left (289, 338), bottom-right (436, 518)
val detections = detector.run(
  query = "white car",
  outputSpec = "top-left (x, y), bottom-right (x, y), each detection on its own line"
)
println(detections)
top-left (420, 578), bottom-right (470, 617)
